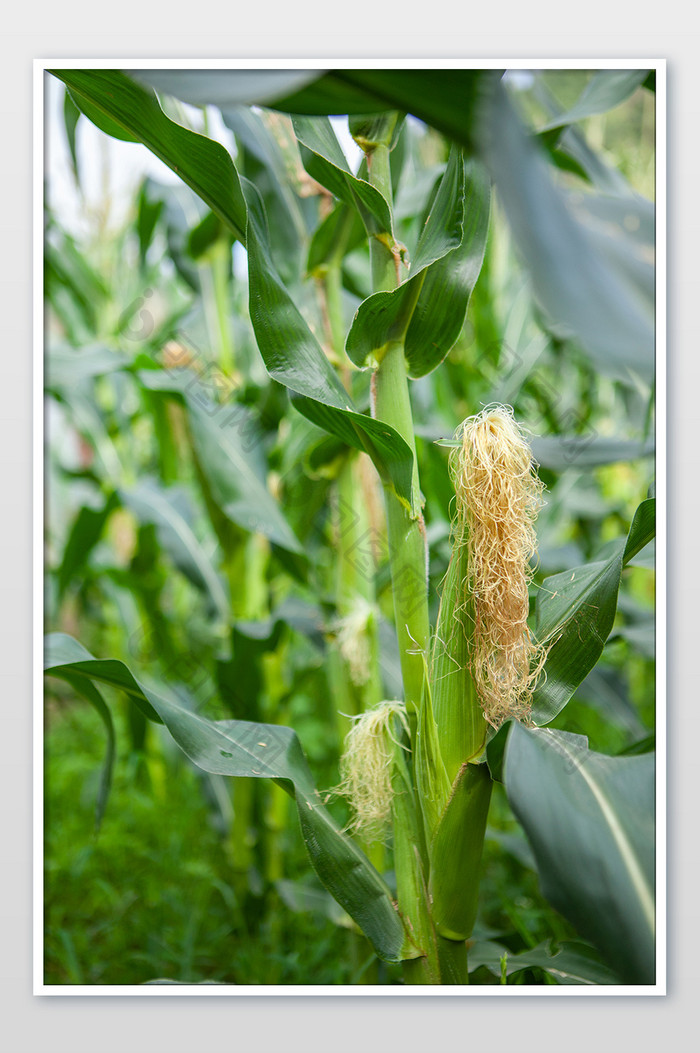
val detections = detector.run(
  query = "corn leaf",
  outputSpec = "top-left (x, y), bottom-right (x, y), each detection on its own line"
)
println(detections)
top-left (118, 481), bottom-right (230, 620)
top-left (538, 70), bottom-right (649, 133)
top-left (345, 150), bottom-right (490, 377)
top-left (44, 633), bottom-right (412, 964)
top-left (532, 497), bottom-right (655, 724)
top-left (50, 70), bottom-right (248, 243)
top-left (271, 70), bottom-right (654, 384)
top-left (477, 80), bottom-right (654, 383)
top-left (221, 105), bottom-right (308, 284)
top-left (56, 491), bottom-right (118, 600)
top-left (503, 722), bottom-right (655, 984)
top-left (268, 69), bottom-right (488, 151)
top-left (138, 367), bottom-right (305, 556)
top-left (468, 938), bottom-right (621, 985)
top-left (530, 434), bottom-right (655, 472)
top-left (292, 116), bottom-right (393, 233)
top-left (129, 69), bottom-right (320, 109)
top-left (243, 180), bottom-right (419, 514)
top-left (403, 159), bottom-right (491, 377)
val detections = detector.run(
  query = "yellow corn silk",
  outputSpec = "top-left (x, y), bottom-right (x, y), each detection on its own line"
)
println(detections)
top-left (449, 404), bottom-right (547, 732)
top-left (335, 700), bottom-right (409, 839)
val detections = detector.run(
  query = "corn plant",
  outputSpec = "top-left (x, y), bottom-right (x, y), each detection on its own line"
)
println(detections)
top-left (44, 67), bottom-right (657, 986)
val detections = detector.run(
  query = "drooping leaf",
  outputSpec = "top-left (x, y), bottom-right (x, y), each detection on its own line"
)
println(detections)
top-left (222, 105), bottom-right (307, 282)
top-left (44, 633), bottom-right (415, 964)
top-left (476, 79), bottom-right (654, 383)
top-left (242, 179), bottom-right (418, 513)
top-left (50, 70), bottom-right (248, 242)
top-left (538, 70), bottom-right (650, 133)
top-left (269, 69), bottom-right (489, 151)
top-left (504, 722), bottom-right (655, 984)
top-left (129, 69), bottom-right (320, 109)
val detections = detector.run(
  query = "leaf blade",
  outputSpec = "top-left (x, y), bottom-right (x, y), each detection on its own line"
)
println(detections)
top-left (504, 723), bottom-right (655, 984)
top-left (44, 633), bottom-right (411, 963)
top-left (51, 70), bottom-right (247, 243)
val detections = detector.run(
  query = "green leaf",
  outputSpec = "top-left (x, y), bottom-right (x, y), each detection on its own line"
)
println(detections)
top-left (410, 146), bottom-right (468, 273)
top-left (532, 498), bottom-right (655, 724)
top-left (530, 434), bottom-right (655, 472)
top-left (292, 116), bottom-right (392, 233)
top-left (270, 69), bottom-right (489, 151)
top-left (306, 202), bottom-right (365, 275)
top-left (538, 70), bottom-right (650, 133)
top-left (128, 69), bottom-right (320, 109)
top-left (45, 634), bottom-right (163, 724)
top-left (344, 151), bottom-right (490, 376)
top-left (477, 79), bottom-right (654, 383)
top-left (623, 495), bottom-right (656, 562)
top-left (57, 491), bottom-right (118, 600)
top-left (403, 159), bottom-right (491, 377)
top-left (46, 346), bottom-right (127, 391)
top-left (64, 85), bottom-right (140, 143)
top-left (504, 723), bottom-right (655, 984)
top-left (50, 70), bottom-right (247, 243)
top-left (429, 763), bottom-right (493, 941)
top-left (135, 180), bottom-right (165, 268)
top-left (62, 87), bottom-right (82, 180)
top-left (243, 180), bottom-right (418, 513)
top-left (222, 105), bottom-right (307, 283)
top-left (469, 938), bottom-right (621, 985)
top-left (44, 634), bottom-right (412, 964)
top-left (485, 721), bottom-right (509, 783)
top-left (138, 367), bottom-right (305, 556)
top-left (119, 480), bottom-right (230, 620)
top-left (186, 210), bottom-right (226, 260)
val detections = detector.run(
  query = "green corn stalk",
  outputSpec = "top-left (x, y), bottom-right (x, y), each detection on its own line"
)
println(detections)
top-left (353, 116), bottom-right (497, 985)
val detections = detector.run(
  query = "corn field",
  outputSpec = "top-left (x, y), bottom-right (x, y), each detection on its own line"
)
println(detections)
top-left (43, 66), bottom-right (658, 988)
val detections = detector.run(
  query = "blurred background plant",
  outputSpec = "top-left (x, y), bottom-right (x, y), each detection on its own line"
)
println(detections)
top-left (44, 67), bottom-right (655, 986)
